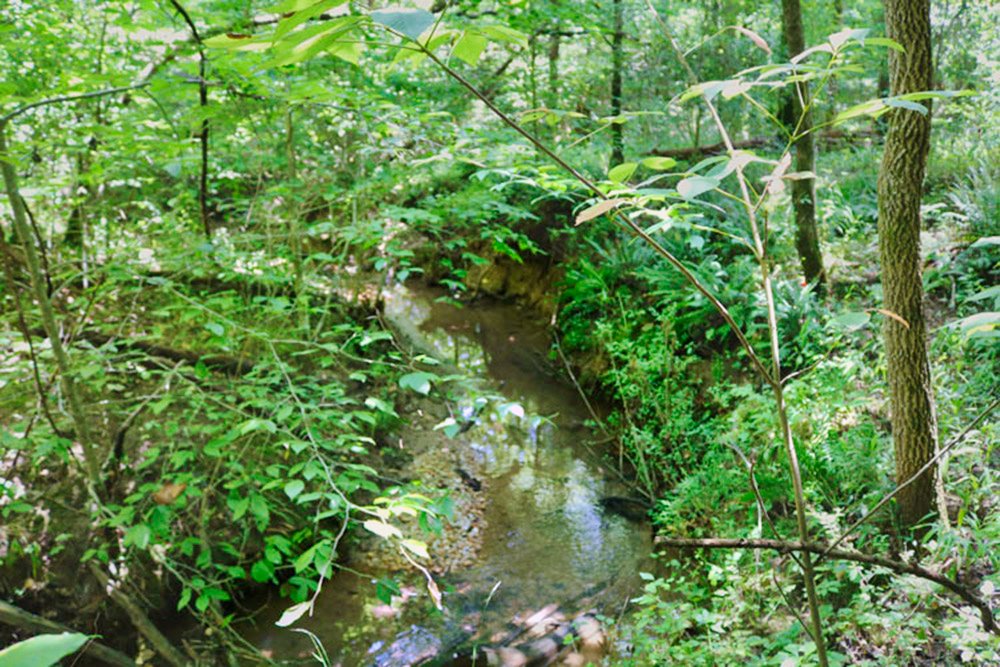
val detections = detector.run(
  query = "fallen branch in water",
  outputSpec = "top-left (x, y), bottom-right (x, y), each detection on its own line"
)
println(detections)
top-left (0, 599), bottom-right (134, 667)
top-left (88, 563), bottom-right (192, 667)
top-left (655, 536), bottom-right (997, 634)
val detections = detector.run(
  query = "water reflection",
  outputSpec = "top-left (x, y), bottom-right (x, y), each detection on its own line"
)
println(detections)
top-left (244, 284), bottom-right (651, 665)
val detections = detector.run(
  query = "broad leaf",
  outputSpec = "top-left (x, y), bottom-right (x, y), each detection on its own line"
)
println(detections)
top-left (275, 601), bottom-right (312, 627)
top-left (480, 25), bottom-right (528, 46)
top-left (641, 156), bottom-right (677, 170)
top-left (363, 519), bottom-right (403, 539)
top-left (677, 176), bottom-right (720, 200)
top-left (399, 371), bottom-right (437, 395)
top-left (453, 31), bottom-right (488, 65)
top-left (608, 162), bottom-right (637, 183)
top-left (371, 8), bottom-right (435, 41)
top-left (575, 198), bottom-right (627, 225)
top-left (830, 311), bottom-right (871, 331)
top-left (275, 0), bottom-right (349, 40)
top-left (0, 633), bottom-right (89, 667)
top-left (284, 479), bottom-right (305, 500)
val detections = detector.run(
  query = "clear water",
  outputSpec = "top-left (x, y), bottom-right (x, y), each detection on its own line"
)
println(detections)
top-left (243, 284), bottom-right (652, 665)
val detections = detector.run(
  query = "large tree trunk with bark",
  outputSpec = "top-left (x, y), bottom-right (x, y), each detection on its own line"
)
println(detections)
top-left (877, 0), bottom-right (939, 530)
top-left (781, 0), bottom-right (825, 290)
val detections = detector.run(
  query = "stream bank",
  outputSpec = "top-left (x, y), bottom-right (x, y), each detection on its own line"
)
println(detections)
top-left (241, 282), bottom-right (653, 665)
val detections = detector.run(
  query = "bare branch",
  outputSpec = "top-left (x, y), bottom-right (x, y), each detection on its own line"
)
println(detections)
top-left (656, 536), bottom-right (997, 634)
top-left (826, 394), bottom-right (1000, 555)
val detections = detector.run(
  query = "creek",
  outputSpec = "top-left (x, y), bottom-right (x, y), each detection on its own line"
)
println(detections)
top-left (242, 283), bottom-right (653, 665)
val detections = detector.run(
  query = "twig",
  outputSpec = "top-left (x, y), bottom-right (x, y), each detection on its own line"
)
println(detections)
top-left (550, 312), bottom-right (609, 436)
top-left (88, 563), bottom-right (191, 667)
top-left (167, 0), bottom-right (211, 238)
top-left (825, 394), bottom-right (1000, 555)
top-left (655, 536), bottom-right (997, 634)
top-left (0, 84), bottom-right (149, 125)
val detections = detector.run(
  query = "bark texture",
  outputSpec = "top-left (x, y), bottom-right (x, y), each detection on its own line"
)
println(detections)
top-left (781, 0), bottom-right (825, 289)
top-left (877, 0), bottom-right (938, 529)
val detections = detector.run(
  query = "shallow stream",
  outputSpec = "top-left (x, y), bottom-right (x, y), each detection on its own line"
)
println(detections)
top-left (244, 284), bottom-right (652, 665)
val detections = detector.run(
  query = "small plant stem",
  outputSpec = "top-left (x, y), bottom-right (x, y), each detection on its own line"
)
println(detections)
top-left (644, 3), bottom-right (829, 662)
top-left (0, 124), bottom-right (103, 490)
top-left (168, 0), bottom-right (211, 239)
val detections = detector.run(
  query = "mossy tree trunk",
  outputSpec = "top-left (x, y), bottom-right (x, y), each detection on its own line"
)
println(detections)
top-left (877, 0), bottom-right (939, 530)
top-left (781, 0), bottom-right (826, 290)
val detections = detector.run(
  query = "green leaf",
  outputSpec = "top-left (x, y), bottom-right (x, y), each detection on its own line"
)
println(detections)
top-left (833, 99), bottom-right (887, 123)
top-left (239, 418), bottom-right (277, 435)
top-left (952, 312), bottom-right (1000, 338)
top-left (275, 0), bottom-right (349, 40)
top-left (177, 587), bottom-right (192, 611)
top-left (970, 236), bottom-right (1000, 248)
top-left (271, 0), bottom-right (327, 12)
top-left (249, 494), bottom-right (271, 529)
top-left (479, 25), bottom-right (528, 46)
top-left (375, 577), bottom-right (401, 604)
top-left (124, 524), bottom-right (151, 550)
top-left (399, 371), bottom-right (437, 395)
top-left (204, 33), bottom-right (271, 51)
top-left (251, 559), bottom-right (276, 583)
top-left (608, 162), bottom-right (638, 183)
top-left (204, 322), bottom-right (225, 337)
top-left (641, 156), bottom-right (677, 171)
top-left (269, 19), bottom-right (363, 67)
top-left (967, 285), bottom-right (1000, 303)
top-left (228, 494), bottom-right (249, 521)
top-left (0, 633), bottom-right (89, 667)
top-left (830, 311), bottom-right (871, 331)
top-left (676, 175), bottom-right (720, 200)
top-left (885, 98), bottom-right (928, 114)
top-left (862, 36), bottom-right (904, 52)
top-left (453, 31), bottom-right (488, 65)
top-left (371, 8), bottom-right (435, 41)
top-left (284, 479), bottom-right (305, 500)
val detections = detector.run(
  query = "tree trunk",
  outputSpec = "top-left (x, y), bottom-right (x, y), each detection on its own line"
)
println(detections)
top-left (781, 0), bottom-right (826, 290)
top-left (609, 0), bottom-right (624, 167)
top-left (877, 0), bottom-right (939, 530)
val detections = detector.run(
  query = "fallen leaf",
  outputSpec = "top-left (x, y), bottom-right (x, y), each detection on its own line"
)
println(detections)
top-left (152, 482), bottom-right (187, 505)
